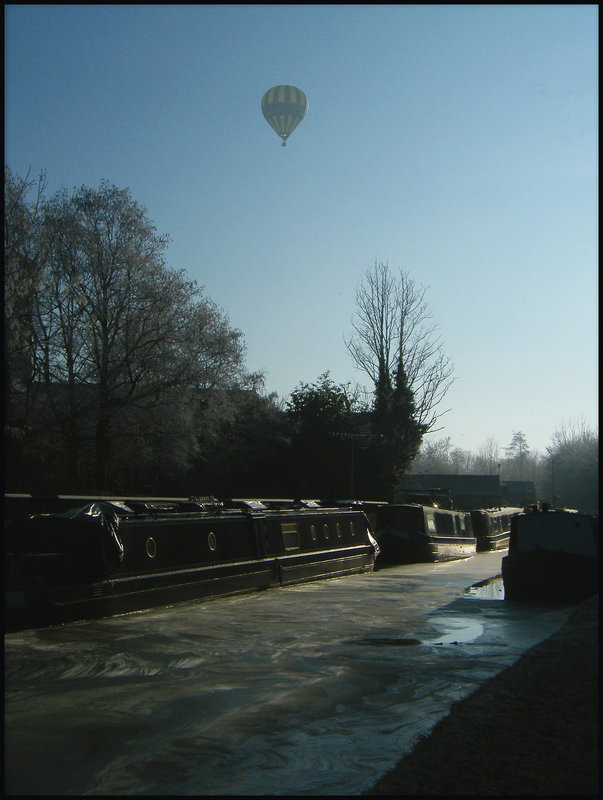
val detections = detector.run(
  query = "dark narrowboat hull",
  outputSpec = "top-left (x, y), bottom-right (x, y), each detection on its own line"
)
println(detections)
top-left (5, 499), bottom-right (377, 631)
top-left (376, 528), bottom-right (476, 564)
top-left (6, 546), bottom-right (374, 632)
top-left (475, 532), bottom-right (510, 552)
top-left (501, 549), bottom-right (598, 603)
top-left (470, 508), bottom-right (523, 552)
top-left (374, 503), bottom-right (476, 565)
top-left (502, 509), bottom-right (598, 603)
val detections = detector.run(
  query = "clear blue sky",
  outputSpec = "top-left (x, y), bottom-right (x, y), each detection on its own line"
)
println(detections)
top-left (5, 4), bottom-right (598, 455)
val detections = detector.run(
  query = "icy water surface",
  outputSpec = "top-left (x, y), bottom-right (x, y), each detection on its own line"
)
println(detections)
top-left (4, 551), bottom-right (573, 795)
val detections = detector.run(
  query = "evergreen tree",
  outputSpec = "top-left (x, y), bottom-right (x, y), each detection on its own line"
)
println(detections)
top-left (503, 431), bottom-right (530, 479)
top-left (285, 372), bottom-right (360, 497)
top-left (367, 356), bottom-right (427, 498)
top-left (391, 357), bottom-right (428, 470)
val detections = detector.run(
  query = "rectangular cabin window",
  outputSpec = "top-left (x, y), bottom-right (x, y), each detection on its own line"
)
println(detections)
top-left (434, 512), bottom-right (454, 535)
top-left (395, 507), bottom-right (423, 530)
top-left (281, 521), bottom-right (300, 550)
top-left (426, 514), bottom-right (436, 533)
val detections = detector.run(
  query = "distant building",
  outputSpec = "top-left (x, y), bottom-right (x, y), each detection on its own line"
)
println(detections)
top-left (501, 480), bottom-right (537, 508)
top-left (397, 474), bottom-right (505, 510)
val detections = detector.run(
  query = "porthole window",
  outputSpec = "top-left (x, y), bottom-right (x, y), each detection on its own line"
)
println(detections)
top-left (336, 522), bottom-right (342, 538)
top-left (349, 521), bottom-right (356, 537)
top-left (208, 531), bottom-right (217, 551)
top-left (323, 523), bottom-right (330, 540)
top-left (145, 537), bottom-right (157, 558)
top-left (310, 524), bottom-right (318, 542)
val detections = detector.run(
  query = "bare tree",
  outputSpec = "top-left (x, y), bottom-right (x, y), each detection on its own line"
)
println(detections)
top-left (4, 166), bottom-right (48, 422)
top-left (448, 446), bottom-right (473, 474)
top-left (409, 435), bottom-right (454, 473)
top-left (6, 174), bottom-right (253, 492)
top-left (473, 437), bottom-right (500, 474)
top-left (546, 417), bottom-right (598, 513)
top-left (346, 261), bottom-right (454, 432)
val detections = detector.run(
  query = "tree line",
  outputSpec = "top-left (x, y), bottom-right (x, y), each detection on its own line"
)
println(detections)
top-left (4, 167), bottom-right (597, 512)
top-left (5, 167), bottom-right (272, 494)
top-left (410, 424), bottom-right (598, 514)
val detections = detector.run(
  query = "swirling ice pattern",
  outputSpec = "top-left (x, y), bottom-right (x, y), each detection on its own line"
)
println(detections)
top-left (5, 555), bottom-right (574, 796)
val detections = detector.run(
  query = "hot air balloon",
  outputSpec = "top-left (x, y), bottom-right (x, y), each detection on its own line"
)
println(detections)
top-left (261, 85), bottom-right (308, 147)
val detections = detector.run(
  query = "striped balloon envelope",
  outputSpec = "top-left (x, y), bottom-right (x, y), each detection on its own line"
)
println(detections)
top-left (261, 85), bottom-right (308, 147)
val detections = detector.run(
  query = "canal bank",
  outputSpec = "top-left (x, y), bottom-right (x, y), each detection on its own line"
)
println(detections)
top-left (366, 593), bottom-right (599, 796)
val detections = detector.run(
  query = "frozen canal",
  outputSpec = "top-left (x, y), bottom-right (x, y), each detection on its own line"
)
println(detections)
top-left (4, 551), bottom-right (573, 795)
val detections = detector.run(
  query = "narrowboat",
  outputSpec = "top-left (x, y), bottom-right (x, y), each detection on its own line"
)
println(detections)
top-left (374, 503), bottom-right (476, 564)
top-left (319, 499), bottom-right (388, 537)
top-left (502, 508), bottom-right (598, 603)
top-left (4, 497), bottom-right (378, 631)
top-left (469, 507), bottom-right (523, 551)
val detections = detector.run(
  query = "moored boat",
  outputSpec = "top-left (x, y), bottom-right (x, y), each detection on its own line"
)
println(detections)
top-left (470, 507), bottom-right (523, 551)
top-left (374, 503), bottom-right (476, 564)
top-left (4, 497), bottom-right (378, 631)
top-left (501, 507), bottom-right (598, 603)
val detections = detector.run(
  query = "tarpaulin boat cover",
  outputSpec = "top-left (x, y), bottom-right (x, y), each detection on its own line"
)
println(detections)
top-left (6, 502), bottom-right (125, 584)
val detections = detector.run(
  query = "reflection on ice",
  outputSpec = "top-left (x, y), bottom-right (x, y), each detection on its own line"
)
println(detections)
top-left (466, 574), bottom-right (505, 600)
top-left (422, 616), bottom-right (484, 646)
